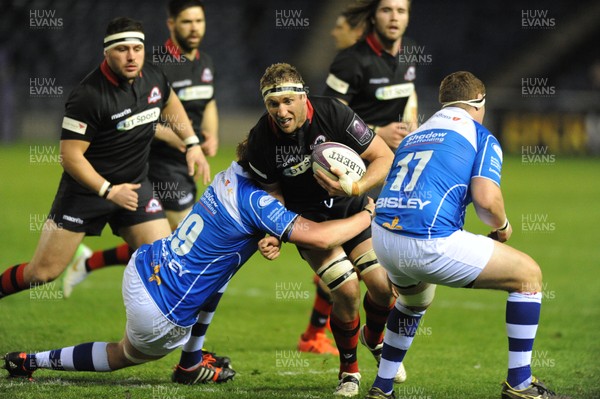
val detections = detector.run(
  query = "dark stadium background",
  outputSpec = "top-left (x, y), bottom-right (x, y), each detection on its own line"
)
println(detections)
top-left (1, 0), bottom-right (599, 154)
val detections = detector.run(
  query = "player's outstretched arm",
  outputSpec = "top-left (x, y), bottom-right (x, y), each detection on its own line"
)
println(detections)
top-left (288, 198), bottom-right (375, 250)
top-left (471, 177), bottom-right (512, 242)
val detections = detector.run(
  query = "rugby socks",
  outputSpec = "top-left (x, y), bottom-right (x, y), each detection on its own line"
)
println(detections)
top-left (86, 243), bottom-right (133, 271)
top-left (178, 282), bottom-right (228, 369)
top-left (27, 342), bottom-right (111, 372)
top-left (0, 263), bottom-right (29, 298)
top-left (301, 281), bottom-right (333, 340)
top-left (330, 313), bottom-right (360, 376)
top-left (506, 291), bottom-right (542, 390)
top-left (362, 291), bottom-right (394, 348)
top-left (373, 302), bottom-right (424, 395)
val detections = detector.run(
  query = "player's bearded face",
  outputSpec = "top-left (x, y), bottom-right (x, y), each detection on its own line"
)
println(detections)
top-left (374, 0), bottom-right (409, 43)
top-left (105, 44), bottom-right (144, 82)
top-left (172, 6), bottom-right (206, 53)
top-left (265, 93), bottom-right (308, 134)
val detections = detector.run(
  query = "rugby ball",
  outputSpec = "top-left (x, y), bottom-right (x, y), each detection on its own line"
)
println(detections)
top-left (311, 142), bottom-right (366, 182)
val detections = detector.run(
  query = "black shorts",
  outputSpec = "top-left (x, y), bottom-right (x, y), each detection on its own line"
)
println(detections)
top-left (148, 156), bottom-right (197, 212)
top-left (287, 195), bottom-right (371, 254)
top-left (48, 176), bottom-right (166, 236)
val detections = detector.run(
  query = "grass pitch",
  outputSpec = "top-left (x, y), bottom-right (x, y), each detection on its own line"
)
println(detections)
top-left (0, 144), bottom-right (599, 398)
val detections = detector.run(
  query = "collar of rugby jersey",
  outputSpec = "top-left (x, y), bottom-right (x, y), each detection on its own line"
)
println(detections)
top-left (100, 59), bottom-right (143, 87)
top-left (366, 32), bottom-right (402, 58)
top-left (164, 38), bottom-right (200, 61)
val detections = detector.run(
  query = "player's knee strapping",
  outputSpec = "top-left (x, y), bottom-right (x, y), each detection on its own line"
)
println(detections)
top-left (353, 249), bottom-right (380, 277)
top-left (316, 254), bottom-right (356, 291)
top-left (397, 284), bottom-right (437, 308)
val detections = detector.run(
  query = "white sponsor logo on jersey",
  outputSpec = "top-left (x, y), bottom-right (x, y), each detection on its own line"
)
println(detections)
top-left (110, 108), bottom-right (132, 120)
top-left (375, 83), bottom-right (414, 100)
top-left (177, 85), bottom-right (214, 101)
top-left (282, 155), bottom-right (311, 177)
top-left (171, 79), bottom-right (192, 89)
top-left (376, 197), bottom-right (431, 210)
top-left (62, 116), bottom-right (87, 135)
top-left (404, 66), bottom-right (416, 81)
top-left (259, 195), bottom-right (276, 208)
top-left (116, 107), bottom-right (160, 131)
top-left (369, 77), bottom-right (390, 84)
top-left (326, 73), bottom-right (350, 95)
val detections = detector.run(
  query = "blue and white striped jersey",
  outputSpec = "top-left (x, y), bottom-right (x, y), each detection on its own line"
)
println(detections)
top-left (134, 162), bottom-right (298, 327)
top-left (375, 107), bottom-right (503, 239)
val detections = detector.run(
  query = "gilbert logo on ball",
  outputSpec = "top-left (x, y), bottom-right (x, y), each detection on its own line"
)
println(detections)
top-left (311, 142), bottom-right (366, 182)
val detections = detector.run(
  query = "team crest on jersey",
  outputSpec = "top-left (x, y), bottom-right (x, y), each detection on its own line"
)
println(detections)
top-left (148, 86), bottom-right (162, 104)
top-left (404, 66), bottom-right (416, 82)
top-left (201, 68), bottom-right (213, 83)
top-left (310, 135), bottom-right (327, 149)
top-left (145, 198), bottom-right (163, 213)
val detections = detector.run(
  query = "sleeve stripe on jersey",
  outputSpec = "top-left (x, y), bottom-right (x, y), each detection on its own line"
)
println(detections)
top-left (249, 162), bottom-right (267, 180)
top-left (477, 135), bottom-right (492, 177)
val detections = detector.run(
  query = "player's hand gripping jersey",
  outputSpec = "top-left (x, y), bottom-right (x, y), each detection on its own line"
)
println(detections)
top-left (134, 162), bottom-right (298, 327)
top-left (375, 107), bottom-right (503, 239)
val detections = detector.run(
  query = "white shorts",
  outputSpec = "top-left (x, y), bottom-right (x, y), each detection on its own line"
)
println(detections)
top-left (372, 223), bottom-right (495, 288)
top-left (122, 256), bottom-right (192, 357)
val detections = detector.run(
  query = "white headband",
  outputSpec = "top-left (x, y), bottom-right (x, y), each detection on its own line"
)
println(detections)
top-left (442, 95), bottom-right (486, 109)
top-left (262, 83), bottom-right (306, 99)
top-left (103, 31), bottom-right (145, 51)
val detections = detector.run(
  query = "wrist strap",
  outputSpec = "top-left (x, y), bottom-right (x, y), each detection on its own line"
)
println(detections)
top-left (184, 135), bottom-right (200, 146)
top-left (98, 180), bottom-right (110, 197)
top-left (497, 219), bottom-right (510, 231)
top-left (102, 184), bottom-right (113, 199)
top-left (363, 206), bottom-right (374, 221)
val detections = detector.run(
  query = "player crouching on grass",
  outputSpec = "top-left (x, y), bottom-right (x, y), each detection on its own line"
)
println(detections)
top-left (3, 144), bottom-right (377, 386)
top-left (363, 71), bottom-right (570, 399)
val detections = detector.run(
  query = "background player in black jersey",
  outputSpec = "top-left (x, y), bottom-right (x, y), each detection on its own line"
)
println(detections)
top-left (319, 3), bottom-right (418, 380)
top-left (0, 18), bottom-right (208, 300)
top-left (244, 63), bottom-right (399, 396)
top-left (324, 0), bottom-right (418, 151)
top-left (60, 0), bottom-right (231, 383)
top-left (331, 10), bottom-right (367, 51)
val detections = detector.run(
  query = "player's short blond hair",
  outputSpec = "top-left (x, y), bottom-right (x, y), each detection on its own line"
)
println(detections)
top-left (259, 63), bottom-right (305, 94)
top-left (439, 71), bottom-right (486, 105)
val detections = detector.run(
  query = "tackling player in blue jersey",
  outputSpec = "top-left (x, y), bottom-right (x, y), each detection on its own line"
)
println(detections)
top-left (2, 143), bottom-right (376, 385)
top-left (364, 71), bottom-right (570, 399)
